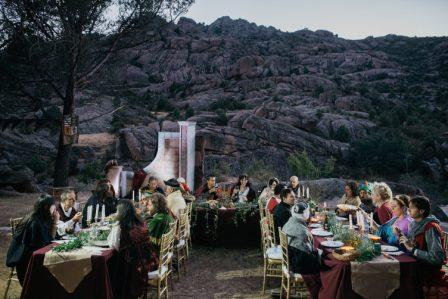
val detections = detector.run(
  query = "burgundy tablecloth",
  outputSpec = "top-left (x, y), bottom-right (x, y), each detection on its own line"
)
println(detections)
top-left (192, 207), bottom-right (260, 248)
top-left (21, 244), bottom-right (115, 299)
top-left (303, 234), bottom-right (424, 299)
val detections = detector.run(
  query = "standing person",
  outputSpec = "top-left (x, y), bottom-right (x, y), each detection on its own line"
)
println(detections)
top-left (336, 181), bottom-right (361, 217)
top-left (258, 177), bottom-right (279, 203)
top-left (164, 178), bottom-right (187, 218)
top-left (288, 176), bottom-right (302, 199)
top-left (82, 179), bottom-right (118, 228)
top-left (195, 176), bottom-right (222, 201)
top-left (273, 188), bottom-right (295, 244)
top-left (372, 182), bottom-right (394, 225)
top-left (7, 195), bottom-right (58, 284)
top-left (230, 174), bottom-right (256, 203)
top-left (399, 196), bottom-right (447, 295)
top-left (376, 195), bottom-right (412, 246)
top-left (107, 199), bottom-right (157, 299)
top-left (265, 183), bottom-right (285, 214)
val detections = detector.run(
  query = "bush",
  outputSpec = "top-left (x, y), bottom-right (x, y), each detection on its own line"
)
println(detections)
top-left (22, 155), bottom-right (48, 174)
top-left (77, 161), bottom-right (103, 184)
top-left (333, 126), bottom-right (351, 142)
top-left (215, 109), bottom-right (228, 126)
top-left (246, 159), bottom-right (279, 183)
top-left (350, 130), bottom-right (414, 175)
top-left (185, 107), bottom-right (195, 119)
top-left (209, 98), bottom-right (246, 111)
top-left (287, 150), bottom-right (320, 180)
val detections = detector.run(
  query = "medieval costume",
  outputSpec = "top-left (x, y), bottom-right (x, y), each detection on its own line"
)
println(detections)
top-left (376, 215), bottom-right (412, 246)
top-left (373, 202), bottom-right (393, 225)
top-left (273, 201), bottom-right (292, 244)
top-left (82, 194), bottom-right (117, 228)
top-left (147, 212), bottom-right (173, 253)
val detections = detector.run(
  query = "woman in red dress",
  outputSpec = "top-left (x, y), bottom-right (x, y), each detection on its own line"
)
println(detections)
top-left (108, 199), bottom-right (158, 299)
top-left (372, 182), bottom-right (394, 225)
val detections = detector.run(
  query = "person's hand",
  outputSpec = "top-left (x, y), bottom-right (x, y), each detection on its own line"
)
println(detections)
top-left (393, 226), bottom-right (401, 237)
top-left (72, 212), bottom-right (83, 223)
top-left (399, 235), bottom-right (413, 251)
top-left (136, 208), bottom-right (142, 215)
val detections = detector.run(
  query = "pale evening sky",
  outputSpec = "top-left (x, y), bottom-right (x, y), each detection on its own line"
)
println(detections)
top-left (183, 0), bottom-right (448, 40)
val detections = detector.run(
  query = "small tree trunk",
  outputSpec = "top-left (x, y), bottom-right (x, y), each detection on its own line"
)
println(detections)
top-left (54, 50), bottom-right (77, 187)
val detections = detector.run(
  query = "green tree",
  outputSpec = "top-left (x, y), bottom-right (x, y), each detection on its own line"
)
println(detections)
top-left (287, 150), bottom-right (320, 180)
top-left (0, 0), bottom-right (194, 187)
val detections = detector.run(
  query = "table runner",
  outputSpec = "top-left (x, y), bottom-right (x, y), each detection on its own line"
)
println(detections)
top-left (43, 246), bottom-right (104, 293)
top-left (350, 255), bottom-right (400, 299)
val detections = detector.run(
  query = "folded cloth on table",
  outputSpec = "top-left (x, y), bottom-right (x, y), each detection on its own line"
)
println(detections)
top-left (350, 255), bottom-right (400, 299)
top-left (43, 248), bottom-right (94, 293)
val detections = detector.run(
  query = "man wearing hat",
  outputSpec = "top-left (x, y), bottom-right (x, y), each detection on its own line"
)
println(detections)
top-left (359, 181), bottom-right (375, 214)
top-left (164, 178), bottom-right (187, 218)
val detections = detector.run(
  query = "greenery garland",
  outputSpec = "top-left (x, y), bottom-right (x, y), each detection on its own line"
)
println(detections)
top-left (52, 231), bottom-right (89, 252)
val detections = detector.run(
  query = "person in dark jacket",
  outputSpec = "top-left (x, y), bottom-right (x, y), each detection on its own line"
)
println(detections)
top-left (141, 176), bottom-right (166, 196)
top-left (14, 195), bottom-right (58, 284)
top-left (230, 174), bottom-right (256, 203)
top-left (82, 179), bottom-right (118, 228)
top-left (273, 188), bottom-right (295, 244)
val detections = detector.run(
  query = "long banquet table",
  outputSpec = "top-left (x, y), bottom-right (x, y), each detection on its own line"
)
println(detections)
top-left (21, 244), bottom-right (116, 299)
top-left (192, 206), bottom-right (260, 248)
top-left (304, 232), bottom-right (424, 299)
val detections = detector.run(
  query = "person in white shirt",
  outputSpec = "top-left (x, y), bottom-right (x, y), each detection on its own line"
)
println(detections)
top-left (56, 190), bottom-right (82, 236)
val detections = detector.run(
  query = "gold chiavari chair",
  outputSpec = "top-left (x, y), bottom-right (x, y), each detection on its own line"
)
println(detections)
top-left (279, 229), bottom-right (307, 299)
top-left (146, 225), bottom-right (176, 299)
top-left (173, 213), bottom-right (189, 279)
top-left (3, 217), bottom-right (24, 299)
top-left (260, 217), bottom-right (282, 294)
top-left (185, 203), bottom-right (193, 257)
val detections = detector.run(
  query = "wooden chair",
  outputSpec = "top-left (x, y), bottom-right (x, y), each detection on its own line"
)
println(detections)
top-left (260, 217), bottom-right (282, 294)
top-left (173, 213), bottom-right (189, 279)
top-left (279, 229), bottom-right (307, 299)
top-left (185, 202), bottom-right (193, 257)
top-left (3, 217), bottom-right (24, 299)
top-left (258, 200), bottom-right (266, 249)
top-left (267, 211), bottom-right (276, 244)
top-left (146, 225), bottom-right (176, 299)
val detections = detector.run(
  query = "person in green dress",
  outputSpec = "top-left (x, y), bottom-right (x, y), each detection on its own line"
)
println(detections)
top-left (146, 193), bottom-right (173, 253)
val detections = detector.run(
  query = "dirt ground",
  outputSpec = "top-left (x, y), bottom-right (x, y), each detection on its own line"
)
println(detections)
top-left (0, 192), bottom-right (282, 299)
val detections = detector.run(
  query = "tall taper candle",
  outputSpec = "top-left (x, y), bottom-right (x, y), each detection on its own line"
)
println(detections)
top-left (95, 204), bottom-right (99, 221)
top-left (349, 214), bottom-right (353, 230)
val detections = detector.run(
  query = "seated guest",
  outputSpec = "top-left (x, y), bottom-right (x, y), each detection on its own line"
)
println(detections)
top-left (372, 182), bottom-right (394, 225)
top-left (358, 181), bottom-right (375, 214)
top-left (177, 177), bottom-right (195, 203)
top-left (177, 177), bottom-right (191, 193)
top-left (273, 188), bottom-right (295, 244)
top-left (141, 176), bottom-right (166, 196)
top-left (107, 199), bottom-right (157, 299)
top-left (195, 176), bottom-right (222, 200)
top-left (259, 177), bottom-right (279, 203)
top-left (288, 176), bottom-right (302, 199)
top-left (146, 193), bottom-right (174, 252)
top-left (336, 181), bottom-right (361, 217)
top-left (399, 196), bottom-right (447, 293)
top-left (10, 195), bottom-right (58, 284)
top-left (283, 202), bottom-right (321, 275)
top-left (82, 179), bottom-right (118, 228)
top-left (376, 194), bottom-right (412, 245)
top-left (230, 174), bottom-right (256, 203)
top-left (165, 178), bottom-right (187, 218)
top-left (56, 190), bottom-right (82, 236)
top-left (265, 183), bottom-right (285, 214)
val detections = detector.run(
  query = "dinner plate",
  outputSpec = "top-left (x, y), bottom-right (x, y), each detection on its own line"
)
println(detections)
top-left (336, 216), bottom-right (348, 221)
top-left (310, 228), bottom-right (333, 237)
top-left (61, 235), bottom-right (76, 240)
top-left (342, 224), bottom-right (358, 229)
top-left (321, 240), bottom-right (344, 248)
top-left (309, 223), bottom-right (322, 228)
top-left (53, 240), bottom-right (70, 244)
top-left (381, 245), bottom-right (399, 252)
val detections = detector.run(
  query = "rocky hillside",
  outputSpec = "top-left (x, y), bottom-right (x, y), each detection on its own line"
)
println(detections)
top-left (1, 16), bottom-right (448, 195)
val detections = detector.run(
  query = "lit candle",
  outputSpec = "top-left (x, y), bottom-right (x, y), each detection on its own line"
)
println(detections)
top-left (361, 214), bottom-right (366, 231)
top-left (95, 204), bottom-right (99, 221)
top-left (132, 190), bottom-right (135, 203)
top-left (138, 189), bottom-right (141, 201)
top-left (324, 202), bottom-right (327, 209)
top-left (306, 187), bottom-right (310, 199)
top-left (370, 212), bottom-right (373, 229)
top-left (349, 214), bottom-right (353, 229)
top-left (101, 204), bottom-right (105, 221)
top-left (87, 206), bottom-right (92, 222)
top-left (302, 186), bottom-right (305, 197)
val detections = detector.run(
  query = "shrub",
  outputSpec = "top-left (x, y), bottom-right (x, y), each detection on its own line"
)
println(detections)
top-left (185, 107), bottom-right (195, 119)
top-left (333, 126), bottom-right (351, 142)
top-left (209, 98), bottom-right (246, 111)
top-left (22, 155), bottom-right (48, 174)
top-left (287, 150), bottom-right (320, 180)
top-left (77, 160), bottom-right (103, 184)
top-left (215, 109), bottom-right (228, 126)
